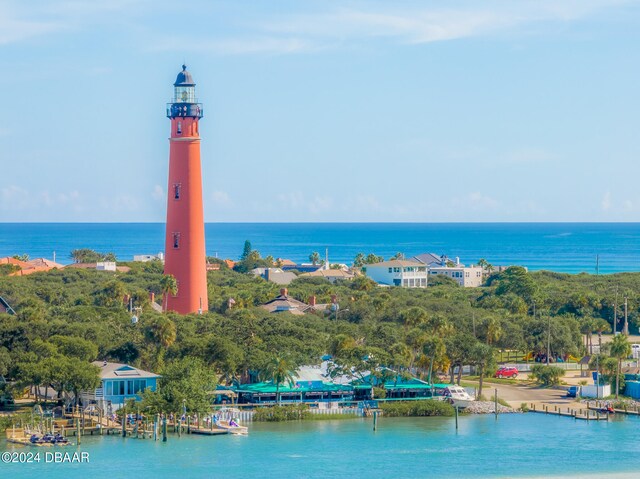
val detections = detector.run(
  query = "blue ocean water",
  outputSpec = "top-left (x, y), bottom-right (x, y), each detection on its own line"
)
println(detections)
top-left (1, 222), bottom-right (640, 274)
top-left (1, 415), bottom-right (639, 478)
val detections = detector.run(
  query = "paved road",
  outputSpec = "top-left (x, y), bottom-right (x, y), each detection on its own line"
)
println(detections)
top-left (468, 380), bottom-right (575, 407)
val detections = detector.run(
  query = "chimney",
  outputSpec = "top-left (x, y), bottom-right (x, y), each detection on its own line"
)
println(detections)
top-left (281, 288), bottom-right (288, 297)
top-left (308, 296), bottom-right (316, 306)
top-left (455, 257), bottom-right (460, 266)
top-left (149, 292), bottom-right (155, 303)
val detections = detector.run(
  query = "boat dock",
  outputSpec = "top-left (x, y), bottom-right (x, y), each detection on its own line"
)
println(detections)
top-left (528, 403), bottom-right (608, 421)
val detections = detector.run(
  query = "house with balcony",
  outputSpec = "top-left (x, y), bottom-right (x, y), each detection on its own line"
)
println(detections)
top-left (79, 361), bottom-right (160, 413)
top-left (412, 253), bottom-right (484, 287)
top-left (427, 265), bottom-right (483, 287)
top-left (363, 260), bottom-right (427, 288)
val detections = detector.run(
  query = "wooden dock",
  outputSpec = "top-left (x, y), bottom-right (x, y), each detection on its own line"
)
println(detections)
top-left (528, 403), bottom-right (608, 421)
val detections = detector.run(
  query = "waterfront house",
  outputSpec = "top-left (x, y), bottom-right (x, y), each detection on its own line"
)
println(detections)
top-left (79, 361), bottom-right (160, 413)
top-left (363, 259), bottom-right (428, 288)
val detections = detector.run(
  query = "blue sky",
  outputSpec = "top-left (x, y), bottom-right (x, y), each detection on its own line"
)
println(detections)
top-left (1, 0), bottom-right (639, 222)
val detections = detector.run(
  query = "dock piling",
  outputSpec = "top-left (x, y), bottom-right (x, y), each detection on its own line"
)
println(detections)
top-left (373, 411), bottom-right (378, 431)
top-left (494, 389), bottom-right (498, 419)
top-left (455, 406), bottom-right (459, 430)
top-left (162, 415), bottom-right (167, 442)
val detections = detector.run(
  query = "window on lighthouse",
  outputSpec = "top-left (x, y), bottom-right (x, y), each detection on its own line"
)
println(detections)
top-left (173, 232), bottom-right (180, 249)
top-left (174, 184), bottom-right (181, 199)
top-left (177, 121), bottom-right (182, 135)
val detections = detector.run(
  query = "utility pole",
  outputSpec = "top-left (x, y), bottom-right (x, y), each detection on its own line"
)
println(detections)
top-left (546, 315), bottom-right (551, 366)
top-left (612, 288), bottom-right (618, 335)
top-left (624, 297), bottom-right (629, 336)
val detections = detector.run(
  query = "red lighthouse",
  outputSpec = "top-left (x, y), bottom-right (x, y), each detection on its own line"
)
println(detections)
top-left (164, 65), bottom-right (208, 314)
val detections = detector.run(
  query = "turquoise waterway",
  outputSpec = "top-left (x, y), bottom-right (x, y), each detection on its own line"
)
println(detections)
top-left (1, 415), bottom-right (639, 478)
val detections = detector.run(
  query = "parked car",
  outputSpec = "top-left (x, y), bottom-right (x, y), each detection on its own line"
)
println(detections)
top-left (495, 367), bottom-right (518, 379)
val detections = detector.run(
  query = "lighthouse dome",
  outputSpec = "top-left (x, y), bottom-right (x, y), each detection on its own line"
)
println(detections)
top-left (174, 65), bottom-right (195, 86)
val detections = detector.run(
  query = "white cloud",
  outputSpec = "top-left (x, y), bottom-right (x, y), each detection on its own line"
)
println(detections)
top-left (152, 185), bottom-right (164, 201)
top-left (260, 0), bottom-right (636, 48)
top-left (211, 190), bottom-right (231, 206)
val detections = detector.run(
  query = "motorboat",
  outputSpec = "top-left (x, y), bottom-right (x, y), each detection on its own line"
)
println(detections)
top-left (213, 408), bottom-right (248, 435)
top-left (442, 385), bottom-right (475, 409)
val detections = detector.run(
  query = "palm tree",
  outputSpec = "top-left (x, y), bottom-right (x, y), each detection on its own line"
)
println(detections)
top-left (160, 274), bottom-right (178, 312)
top-left (144, 316), bottom-right (177, 369)
top-left (260, 356), bottom-right (296, 404)
top-left (400, 306), bottom-right (428, 332)
top-left (594, 319), bottom-right (611, 352)
top-left (309, 251), bottom-right (321, 266)
top-left (483, 316), bottom-right (503, 346)
top-left (610, 334), bottom-right (631, 398)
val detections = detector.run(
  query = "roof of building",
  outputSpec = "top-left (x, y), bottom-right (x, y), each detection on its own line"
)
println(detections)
top-left (174, 65), bottom-right (195, 86)
top-left (365, 259), bottom-right (424, 268)
top-left (412, 253), bottom-right (445, 266)
top-left (275, 258), bottom-right (297, 266)
top-left (300, 269), bottom-right (355, 279)
top-left (260, 292), bottom-right (311, 315)
top-left (27, 258), bottom-right (64, 269)
top-left (92, 361), bottom-right (160, 380)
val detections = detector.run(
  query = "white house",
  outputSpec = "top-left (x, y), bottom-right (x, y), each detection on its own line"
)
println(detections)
top-left (363, 260), bottom-right (428, 288)
top-left (412, 253), bottom-right (483, 287)
top-left (96, 262), bottom-right (117, 272)
top-left (427, 265), bottom-right (483, 287)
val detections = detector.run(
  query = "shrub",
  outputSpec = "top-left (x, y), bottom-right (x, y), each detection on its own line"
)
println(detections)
top-left (530, 365), bottom-right (565, 386)
top-left (379, 400), bottom-right (454, 417)
top-left (253, 404), bottom-right (311, 422)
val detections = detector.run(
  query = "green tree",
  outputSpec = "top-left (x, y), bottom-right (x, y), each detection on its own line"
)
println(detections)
top-left (141, 357), bottom-right (217, 413)
top-left (260, 356), bottom-right (297, 404)
top-left (309, 252), bottom-right (321, 266)
top-left (49, 335), bottom-right (98, 362)
top-left (353, 253), bottom-right (366, 267)
top-left (241, 240), bottom-right (252, 260)
top-left (610, 334), bottom-right (632, 398)
top-left (469, 342), bottom-right (495, 397)
top-left (144, 316), bottom-right (177, 369)
top-left (530, 365), bottom-right (565, 386)
top-left (160, 274), bottom-right (178, 312)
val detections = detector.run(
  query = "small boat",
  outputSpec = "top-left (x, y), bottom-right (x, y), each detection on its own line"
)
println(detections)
top-left (213, 408), bottom-right (248, 435)
top-left (442, 385), bottom-right (475, 409)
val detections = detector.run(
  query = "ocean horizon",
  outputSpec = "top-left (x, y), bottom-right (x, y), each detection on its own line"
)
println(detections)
top-left (2, 222), bottom-right (640, 274)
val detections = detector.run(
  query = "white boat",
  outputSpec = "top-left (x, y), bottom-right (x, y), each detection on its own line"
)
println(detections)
top-left (213, 408), bottom-right (248, 435)
top-left (443, 385), bottom-right (475, 408)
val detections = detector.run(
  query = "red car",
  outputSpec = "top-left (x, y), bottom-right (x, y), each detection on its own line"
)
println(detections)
top-left (495, 366), bottom-right (518, 378)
